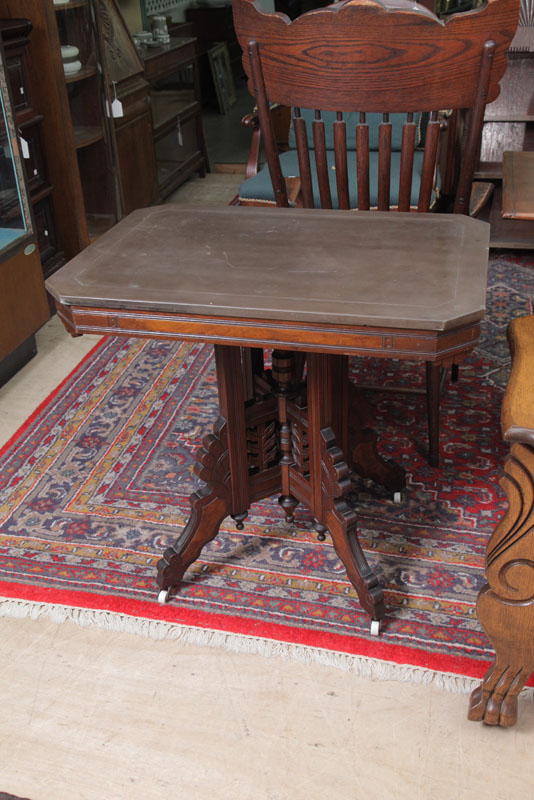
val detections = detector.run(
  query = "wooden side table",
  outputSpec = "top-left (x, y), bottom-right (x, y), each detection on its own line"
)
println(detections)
top-left (46, 204), bottom-right (489, 638)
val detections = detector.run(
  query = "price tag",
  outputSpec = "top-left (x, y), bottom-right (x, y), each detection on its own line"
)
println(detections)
top-left (111, 98), bottom-right (124, 118)
top-left (20, 137), bottom-right (30, 159)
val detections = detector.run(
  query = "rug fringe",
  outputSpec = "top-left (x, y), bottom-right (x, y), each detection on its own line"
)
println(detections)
top-left (1, 595), bottom-right (532, 701)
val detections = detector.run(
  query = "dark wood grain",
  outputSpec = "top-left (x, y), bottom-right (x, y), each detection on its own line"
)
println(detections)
top-left (234, 0), bottom-right (518, 112)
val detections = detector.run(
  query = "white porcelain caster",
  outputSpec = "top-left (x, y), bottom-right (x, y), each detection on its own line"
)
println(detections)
top-left (393, 491), bottom-right (402, 504)
top-left (158, 589), bottom-right (171, 605)
top-left (370, 619), bottom-right (381, 636)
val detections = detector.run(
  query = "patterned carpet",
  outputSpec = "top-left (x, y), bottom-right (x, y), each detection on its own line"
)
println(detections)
top-left (1, 252), bottom-right (533, 684)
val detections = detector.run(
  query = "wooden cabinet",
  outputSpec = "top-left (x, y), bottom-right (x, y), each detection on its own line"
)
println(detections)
top-left (1, 18), bottom-right (65, 280)
top-left (54, 0), bottom-right (120, 236)
top-left (141, 36), bottom-right (209, 200)
top-left (0, 27), bottom-right (49, 384)
top-left (96, 0), bottom-right (157, 215)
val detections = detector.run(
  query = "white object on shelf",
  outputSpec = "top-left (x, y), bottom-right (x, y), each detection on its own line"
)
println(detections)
top-left (61, 45), bottom-right (80, 60)
top-left (63, 60), bottom-right (82, 76)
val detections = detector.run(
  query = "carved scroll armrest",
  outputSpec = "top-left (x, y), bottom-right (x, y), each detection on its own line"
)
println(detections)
top-left (502, 315), bottom-right (534, 448)
top-left (467, 314), bottom-right (534, 727)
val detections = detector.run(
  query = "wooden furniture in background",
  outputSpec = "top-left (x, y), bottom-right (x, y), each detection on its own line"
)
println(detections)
top-left (54, 0), bottom-right (120, 237)
top-left (476, 17), bottom-right (534, 247)
top-left (468, 314), bottom-right (534, 728)
top-left (502, 149), bottom-right (534, 218)
top-left (140, 35), bottom-right (209, 201)
top-left (96, 0), bottom-right (158, 215)
top-left (47, 205), bottom-right (490, 635)
top-left (0, 28), bottom-right (49, 384)
top-left (1, 0), bottom-right (89, 266)
top-left (231, 0), bottom-right (519, 468)
top-left (0, 18), bottom-right (65, 282)
top-left (186, 3), bottom-right (243, 83)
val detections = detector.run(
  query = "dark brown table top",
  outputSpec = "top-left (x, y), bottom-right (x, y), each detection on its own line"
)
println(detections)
top-left (46, 206), bottom-right (490, 332)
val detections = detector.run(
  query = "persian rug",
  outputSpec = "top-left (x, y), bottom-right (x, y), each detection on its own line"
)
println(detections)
top-left (1, 253), bottom-right (533, 690)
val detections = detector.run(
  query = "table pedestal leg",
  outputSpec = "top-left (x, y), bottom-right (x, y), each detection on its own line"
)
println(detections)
top-left (468, 442), bottom-right (534, 726)
top-left (157, 417), bottom-right (233, 598)
top-left (348, 384), bottom-right (406, 495)
top-left (157, 346), bottom-right (386, 625)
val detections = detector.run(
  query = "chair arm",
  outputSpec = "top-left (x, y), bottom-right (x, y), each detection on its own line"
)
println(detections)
top-left (241, 105), bottom-right (293, 180)
top-left (241, 113), bottom-right (262, 179)
top-left (502, 315), bottom-right (534, 448)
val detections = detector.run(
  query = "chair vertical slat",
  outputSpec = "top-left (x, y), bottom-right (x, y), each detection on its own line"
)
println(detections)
top-left (398, 114), bottom-right (416, 212)
top-left (417, 111), bottom-right (440, 212)
top-left (356, 113), bottom-right (370, 211)
top-left (378, 114), bottom-right (392, 211)
top-left (313, 112), bottom-right (332, 209)
top-left (247, 40), bottom-right (288, 207)
top-left (293, 109), bottom-right (314, 208)
top-left (454, 41), bottom-right (496, 215)
top-left (334, 113), bottom-right (350, 210)
top-left (441, 109), bottom-right (458, 200)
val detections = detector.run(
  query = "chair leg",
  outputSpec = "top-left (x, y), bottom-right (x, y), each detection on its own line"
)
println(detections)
top-left (426, 362), bottom-right (441, 467)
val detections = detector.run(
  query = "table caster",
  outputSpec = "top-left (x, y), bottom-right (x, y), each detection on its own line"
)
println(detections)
top-left (158, 589), bottom-right (171, 605)
top-left (370, 619), bottom-right (381, 636)
top-left (393, 491), bottom-right (402, 504)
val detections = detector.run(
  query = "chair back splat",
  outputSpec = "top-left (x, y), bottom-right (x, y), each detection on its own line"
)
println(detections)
top-left (233, 0), bottom-right (519, 213)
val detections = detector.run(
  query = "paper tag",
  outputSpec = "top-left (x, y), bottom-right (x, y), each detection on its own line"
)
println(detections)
top-left (20, 137), bottom-right (30, 159)
top-left (111, 98), bottom-right (124, 118)
top-left (177, 120), bottom-right (183, 146)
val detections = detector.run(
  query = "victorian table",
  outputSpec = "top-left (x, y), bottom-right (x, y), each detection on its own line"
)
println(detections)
top-left (46, 205), bottom-right (489, 639)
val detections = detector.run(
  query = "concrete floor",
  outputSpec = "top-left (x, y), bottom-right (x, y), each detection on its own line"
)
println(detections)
top-left (1, 174), bottom-right (534, 799)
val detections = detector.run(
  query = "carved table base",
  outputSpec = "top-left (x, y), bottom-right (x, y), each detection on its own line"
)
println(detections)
top-left (157, 345), bottom-right (395, 626)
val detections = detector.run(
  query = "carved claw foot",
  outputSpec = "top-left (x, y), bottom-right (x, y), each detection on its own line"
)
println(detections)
top-left (468, 662), bottom-right (526, 727)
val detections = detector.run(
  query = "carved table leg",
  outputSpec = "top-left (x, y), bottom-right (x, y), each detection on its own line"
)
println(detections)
top-left (157, 344), bottom-right (251, 599)
top-left (348, 383), bottom-right (406, 495)
top-left (157, 418), bottom-right (233, 598)
top-left (307, 353), bottom-right (385, 625)
top-left (468, 442), bottom-right (534, 726)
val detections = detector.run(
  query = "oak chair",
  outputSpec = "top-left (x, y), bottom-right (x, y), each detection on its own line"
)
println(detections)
top-left (232, 0), bottom-right (519, 467)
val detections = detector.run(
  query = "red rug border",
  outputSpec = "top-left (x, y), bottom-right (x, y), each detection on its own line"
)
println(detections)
top-left (0, 578), bottom-right (493, 681)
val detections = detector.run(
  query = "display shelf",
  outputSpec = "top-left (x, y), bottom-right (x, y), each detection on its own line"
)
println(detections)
top-left (53, 1), bottom-right (89, 10)
top-left (64, 64), bottom-right (98, 83)
top-left (140, 35), bottom-right (209, 201)
top-left (150, 90), bottom-right (198, 134)
top-left (73, 124), bottom-right (104, 149)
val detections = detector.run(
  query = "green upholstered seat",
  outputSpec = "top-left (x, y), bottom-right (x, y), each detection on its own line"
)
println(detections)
top-left (238, 149), bottom-right (438, 209)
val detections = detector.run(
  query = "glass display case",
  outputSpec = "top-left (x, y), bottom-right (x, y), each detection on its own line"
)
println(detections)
top-left (0, 33), bottom-right (48, 385)
top-left (0, 60), bottom-right (32, 255)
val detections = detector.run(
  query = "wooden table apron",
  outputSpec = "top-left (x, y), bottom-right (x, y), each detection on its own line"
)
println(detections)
top-left (46, 205), bottom-right (490, 626)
